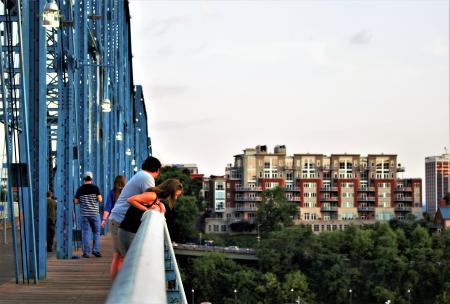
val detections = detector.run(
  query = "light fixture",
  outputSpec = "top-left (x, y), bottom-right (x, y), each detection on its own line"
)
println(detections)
top-left (133, 166), bottom-right (138, 172)
top-left (131, 159), bottom-right (136, 166)
top-left (42, 0), bottom-right (60, 28)
top-left (101, 98), bottom-right (111, 112)
top-left (125, 148), bottom-right (131, 156)
top-left (115, 131), bottom-right (123, 141)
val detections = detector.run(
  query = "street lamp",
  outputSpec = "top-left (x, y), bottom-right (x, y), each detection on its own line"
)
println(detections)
top-left (349, 289), bottom-right (352, 304)
top-left (257, 223), bottom-right (261, 244)
top-left (407, 289), bottom-right (411, 304)
top-left (385, 300), bottom-right (391, 304)
top-left (125, 148), bottom-right (132, 156)
top-left (42, 0), bottom-right (60, 28)
top-left (290, 288), bottom-right (294, 304)
top-left (191, 289), bottom-right (194, 304)
top-left (101, 98), bottom-right (111, 112)
top-left (234, 289), bottom-right (237, 304)
top-left (115, 131), bottom-right (123, 141)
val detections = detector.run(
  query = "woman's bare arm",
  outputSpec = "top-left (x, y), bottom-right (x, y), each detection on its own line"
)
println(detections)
top-left (127, 192), bottom-right (157, 211)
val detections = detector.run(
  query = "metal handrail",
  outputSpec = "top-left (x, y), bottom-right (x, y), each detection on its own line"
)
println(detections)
top-left (106, 210), bottom-right (187, 304)
top-left (164, 220), bottom-right (187, 304)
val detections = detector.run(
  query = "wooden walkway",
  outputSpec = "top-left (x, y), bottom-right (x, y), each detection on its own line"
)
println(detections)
top-left (0, 234), bottom-right (113, 304)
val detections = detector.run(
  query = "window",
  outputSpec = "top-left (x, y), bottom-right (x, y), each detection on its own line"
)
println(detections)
top-left (342, 202), bottom-right (353, 208)
top-left (314, 225), bottom-right (320, 232)
top-left (286, 172), bottom-right (293, 181)
top-left (227, 183), bottom-right (230, 189)
top-left (214, 225), bottom-right (219, 232)
top-left (221, 225), bottom-right (227, 232)
top-left (208, 225), bottom-right (211, 232)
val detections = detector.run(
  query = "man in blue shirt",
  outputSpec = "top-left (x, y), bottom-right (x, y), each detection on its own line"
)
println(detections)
top-left (108, 156), bottom-right (161, 277)
top-left (74, 171), bottom-right (103, 258)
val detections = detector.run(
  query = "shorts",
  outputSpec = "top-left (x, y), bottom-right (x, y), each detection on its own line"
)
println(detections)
top-left (117, 228), bottom-right (136, 256)
top-left (109, 220), bottom-right (122, 255)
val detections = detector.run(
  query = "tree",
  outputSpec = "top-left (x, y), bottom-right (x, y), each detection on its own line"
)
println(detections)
top-left (282, 271), bottom-right (315, 304)
top-left (256, 187), bottom-right (298, 235)
top-left (167, 195), bottom-right (198, 243)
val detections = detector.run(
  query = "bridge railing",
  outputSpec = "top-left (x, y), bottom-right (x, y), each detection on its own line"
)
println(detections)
top-left (106, 210), bottom-right (187, 304)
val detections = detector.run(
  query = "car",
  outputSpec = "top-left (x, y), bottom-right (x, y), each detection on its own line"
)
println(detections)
top-left (203, 239), bottom-right (215, 246)
top-left (226, 245), bottom-right (239, 250)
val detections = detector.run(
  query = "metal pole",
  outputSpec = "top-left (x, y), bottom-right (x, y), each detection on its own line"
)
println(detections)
top-left (291, 288), bottom-right (294, 304)
top-left (234, 289), bottom-right (237, 304)
top-left (191, 289), bottom-right (194, 304)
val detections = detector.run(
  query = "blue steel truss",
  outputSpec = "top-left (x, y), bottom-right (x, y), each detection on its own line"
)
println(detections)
top-left (0, 0), bottom-right (151, 283)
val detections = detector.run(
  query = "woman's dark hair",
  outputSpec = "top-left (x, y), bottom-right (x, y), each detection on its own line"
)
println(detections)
top-left (113, 175), bottom-right (125, 201)
top-left (141, 156), bottom-right (162, 173)
top-left (147, 179), bottom-right (183, 209)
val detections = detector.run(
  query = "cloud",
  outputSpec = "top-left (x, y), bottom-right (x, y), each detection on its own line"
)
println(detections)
top-left (151, 16), bottom-right (191, 36)
top-left (154, 118), bottom-right (213, 130)
top-left (149, 85), bottom-right (188, 99)
top-left (349, 30), bottom-right (372, 45)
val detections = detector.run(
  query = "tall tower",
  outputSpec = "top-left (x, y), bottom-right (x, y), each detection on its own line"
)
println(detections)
top-left (425, 154), bottom-right (450, 215)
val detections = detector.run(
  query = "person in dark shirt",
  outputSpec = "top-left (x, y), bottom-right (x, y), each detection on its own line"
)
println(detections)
top-left (46, 191), bottom-right (57, 252)
top-left (118, 179), bottom-right (183, 255)
top-left (74, 171), bottom-right (103, 258)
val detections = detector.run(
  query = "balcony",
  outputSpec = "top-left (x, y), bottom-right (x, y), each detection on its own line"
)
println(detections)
top-left (284, 187), bottom-right (300, 191)
top-left (320, 196), bottom-right (338, 202)
top-left (357, 206), bottom-right (375, 212)
top-left (357, 196), bottom-right (376, 201)
top-left (235, 205), bottom-right (259, 212)
top-left (358, 187), bottom-right (375, 192)
top-left (286, 196), bottom-right (301, 202)
top-left (235, 196), bottom-right (262, 202)
top-left (235, 186), bottom-right (262, 192)
top-left (395, 206), bottom-right (412, 212)
top-left (320, 206), bottom-right (338, 212)
top-left (395, 186), bottom-right (412, 192)
top-left (320, 187), bottom-right (338, 192)
top-left (395, 197), bottom-right (413, 202)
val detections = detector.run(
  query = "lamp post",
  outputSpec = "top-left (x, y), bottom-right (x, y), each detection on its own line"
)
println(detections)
top-left (191, 289), bottom-right (194, 304)
top-left (234, 289), bottom-right (237, 304)
top-left (407, 289), bottom-right (411, 304)
top-left (42, 0), bottom-right (60, 28)
top-left (349, 289), bottom-right (352, 304)
top-left (290, 288), bottom-right (294, 304)
top-left (257, 223), bottom-right (261, 244)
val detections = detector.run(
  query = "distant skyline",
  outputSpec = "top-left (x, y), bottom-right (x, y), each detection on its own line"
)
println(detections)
top-left (129, 1), bottom-right (449, 183)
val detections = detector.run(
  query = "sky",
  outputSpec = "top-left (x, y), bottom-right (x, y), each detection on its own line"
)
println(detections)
top-left (129, 0), bottom-right (449, 182)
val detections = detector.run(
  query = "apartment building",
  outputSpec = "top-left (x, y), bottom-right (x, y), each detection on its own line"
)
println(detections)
top-left (205, 145), bottom-right (422, 234)
top-left (425, 154), bottom-right (450, 215)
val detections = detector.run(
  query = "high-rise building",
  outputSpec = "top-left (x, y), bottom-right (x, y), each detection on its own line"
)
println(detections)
top-left (425, 154), bottom-right (450, 215)
top-left (204, 145), bottom-right (422, 234)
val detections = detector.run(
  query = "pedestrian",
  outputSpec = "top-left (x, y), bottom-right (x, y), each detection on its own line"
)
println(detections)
top-left (118, 179), bottom-right (183, 255)
top-left (73, 171), bottom-right (103, 258)
top-left (101, 175), bottom-right (125, 229)
top-left (101, 175), bottom-right (125, 276)
top-left (46, 191), bottom-right (57, 252)
top-left (108, 156), bottom-right (161, 277)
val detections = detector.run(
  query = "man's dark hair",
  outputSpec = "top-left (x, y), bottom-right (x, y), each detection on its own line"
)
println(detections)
top-left (84, 176), bottom-right (92, 182)
top-left (141, 156), bottom-right (161, 172)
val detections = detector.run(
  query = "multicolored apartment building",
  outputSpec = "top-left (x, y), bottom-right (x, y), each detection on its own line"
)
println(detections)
top-left (205, 145), bottom-right (422, 234)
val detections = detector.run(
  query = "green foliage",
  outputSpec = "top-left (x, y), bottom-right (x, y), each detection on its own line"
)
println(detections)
top-left (169, 195), bottom-right (198, 243)
top-left (156, 166), bottom-right (201, 242)
top-left (182, 214), bottom-right (450, 304)
top-left (256, 187), bottom-right (298, 235)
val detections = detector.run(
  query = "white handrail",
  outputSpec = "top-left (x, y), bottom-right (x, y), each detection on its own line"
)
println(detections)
top-left (106, 210), bottom-right (167, 304)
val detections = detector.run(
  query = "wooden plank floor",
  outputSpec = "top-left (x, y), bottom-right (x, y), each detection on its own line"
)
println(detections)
top-left (0, 234), bottom-right (113, 304)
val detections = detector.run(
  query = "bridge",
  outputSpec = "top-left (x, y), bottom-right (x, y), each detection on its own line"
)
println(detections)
top-left (0, 0), bottom-right (191, 303)
top-left (174, 244), bottom-right (258, 261)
